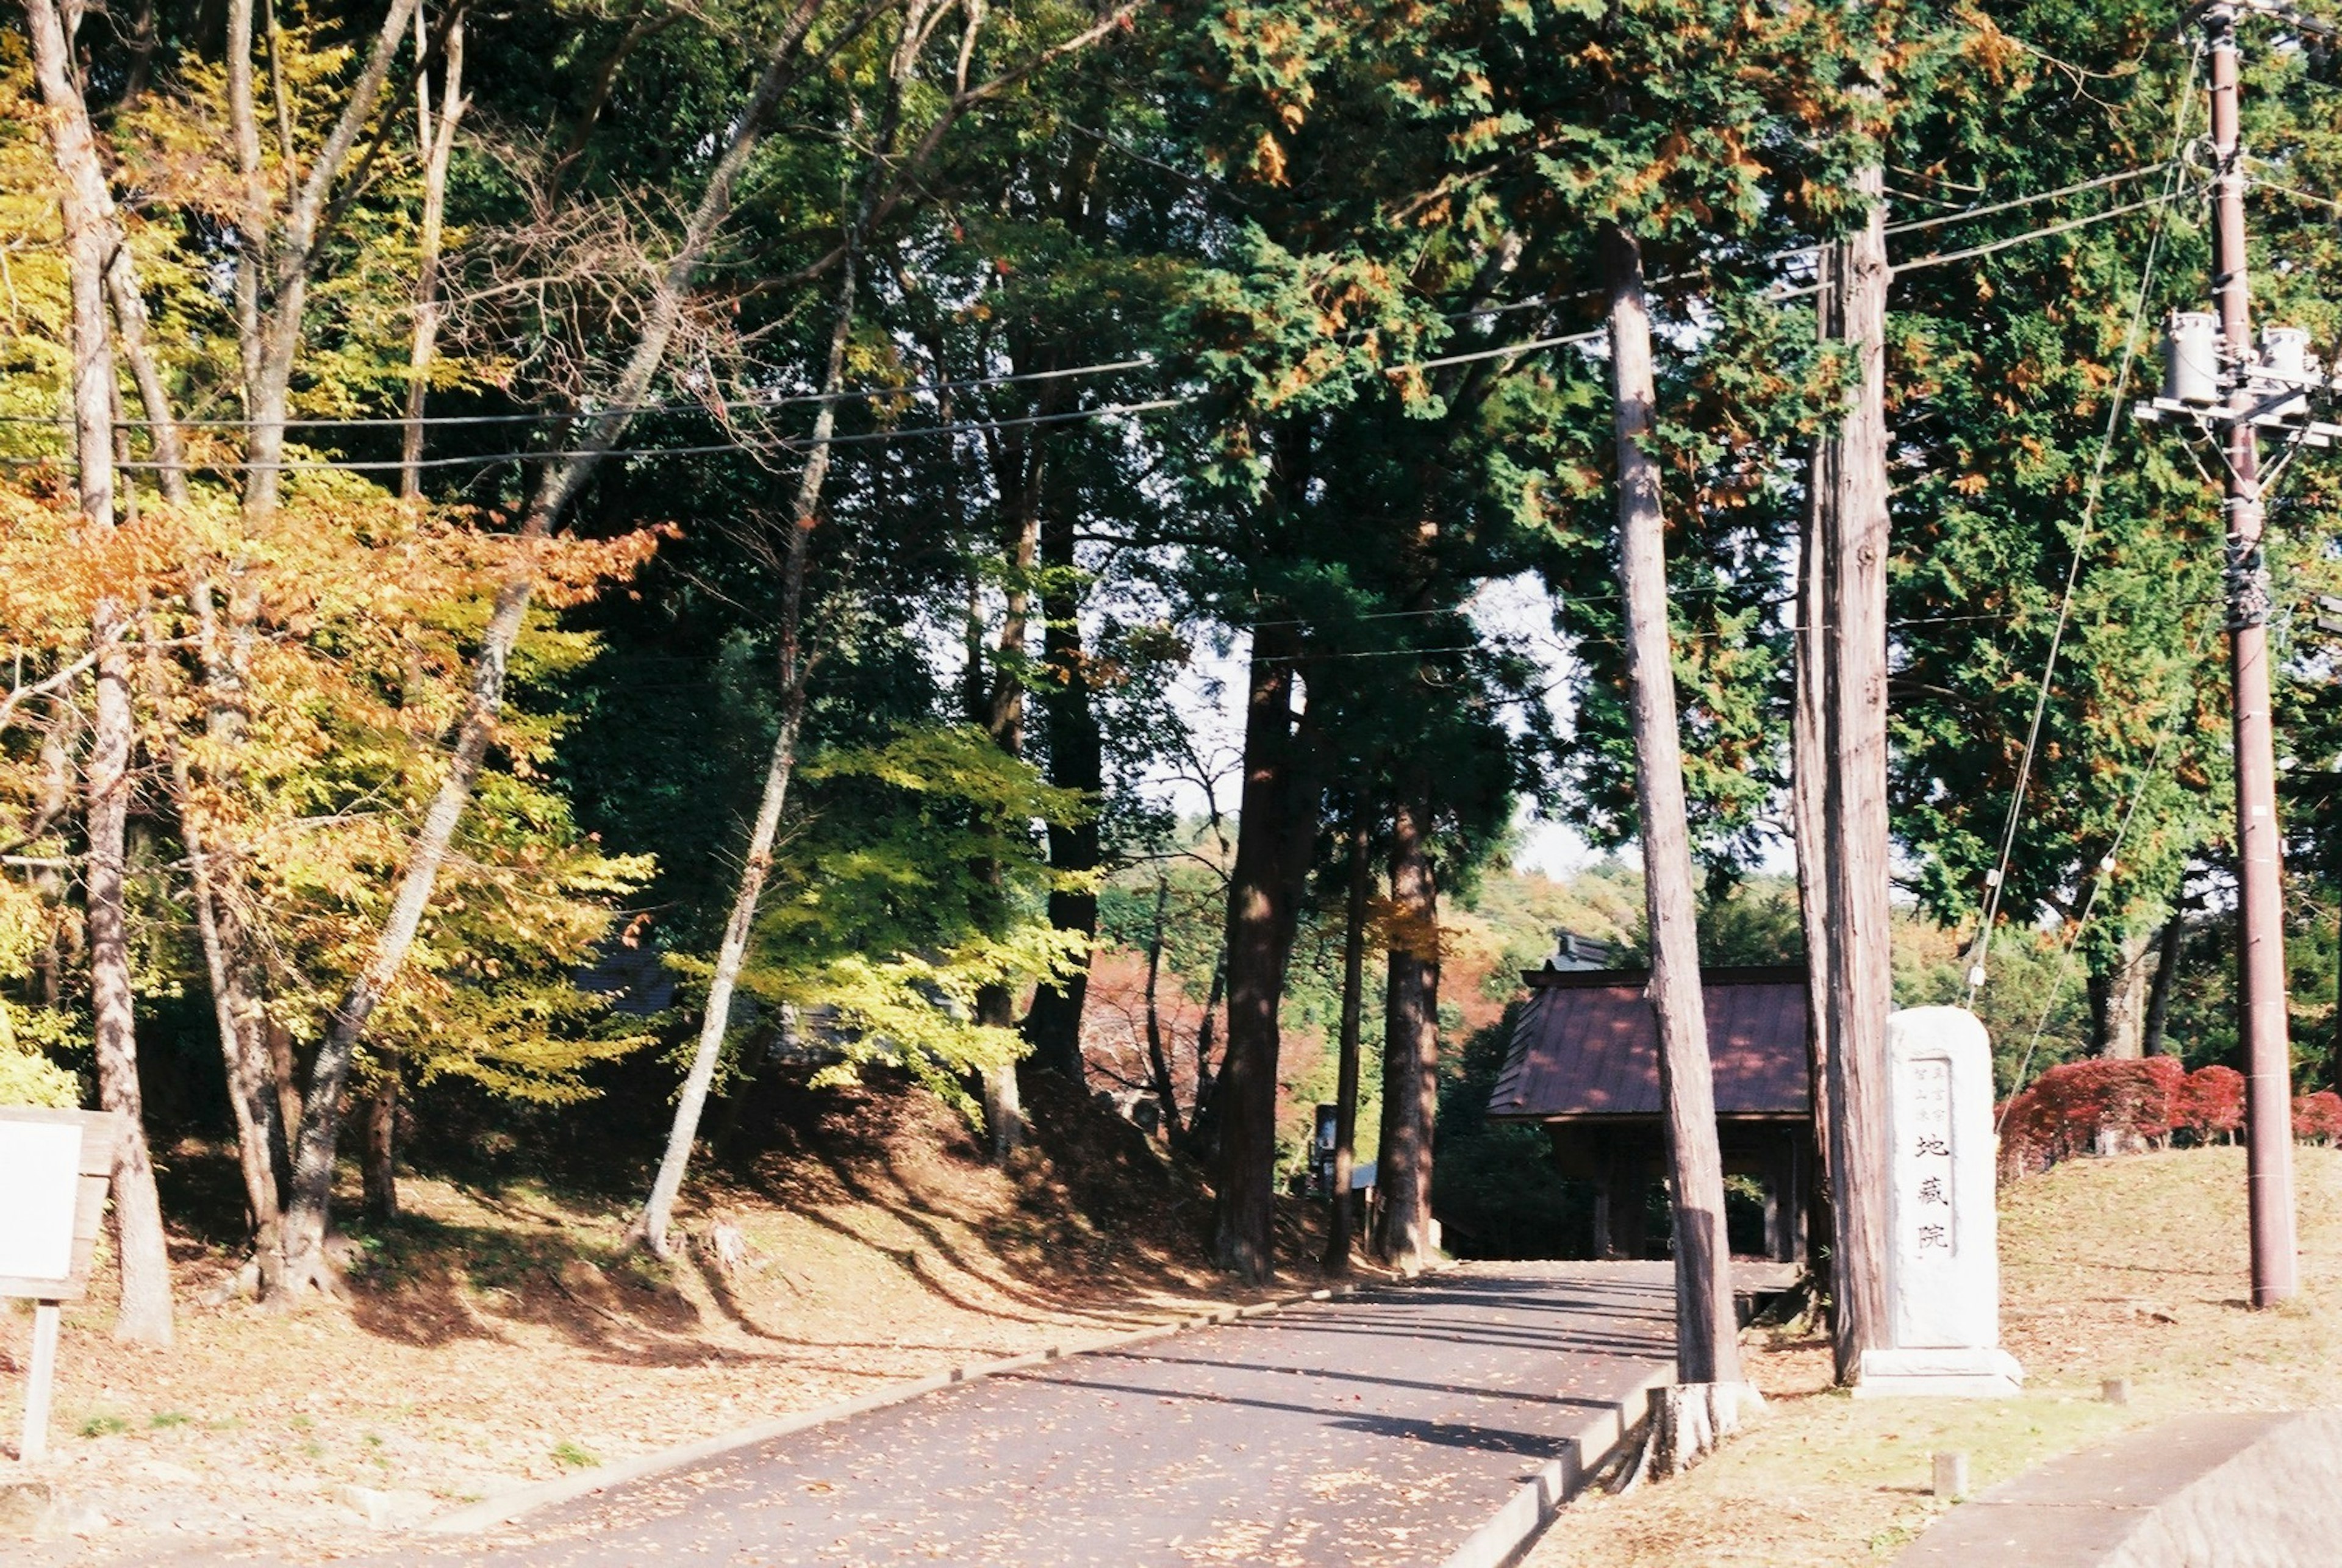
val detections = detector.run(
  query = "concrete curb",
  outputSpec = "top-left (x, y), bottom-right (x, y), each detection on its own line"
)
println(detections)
top-left (1438, 1365), bottom-right (1672, 1568)
top-left (424, 1266), bottom-right (1441, 1536)
top-left (1892, 1408), bottom-right (2342, 1567)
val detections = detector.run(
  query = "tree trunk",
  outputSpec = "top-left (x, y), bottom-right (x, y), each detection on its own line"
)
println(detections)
top-left (978, 995), bottom-right (1025, 1163)
top-left (1182, 944), bottom-right (1229, 1162)
top-left (274, 0), bottom-right (843, 1295)
top-left (1791, 245), bottom-right (1838, 1321)
top-left (237, 0), bottom-right (424, 521)
top-left (2144, 914), bottom-right (2183, 1060)
top-left (1210, 621), bottom-right (1307, 1282)
top-left (27, 0), bottom-right (176, 1344)
top-left (267, 1020), bottom-right (301, 1188)
top-left (88, 620), bottom-right (174, 1344)
top-left (362, 1067), bottom-right (398, 1223)
top-left (2332, 896), bottom-right (2342, 1090)
top-left (1602, 223), bottom-right (1737, 1387)
top-left (147, 625), bottom-right (285, 1281)
top-left (631, 242), bottom-right (847, 1253)
top-left (1020, 482), bottom-right (1102, 1081)
top-left (1141, 875), bottom-right (1184, 1139)
top-left (2088, 923), bottom-right (2158, 1059)
top-left (1815, 171), bottom-right (1895, 1386)
top-left (970, 344), bottom-right (1063, 1151)
top-left (628, 0), bottom-right (966, 1245)
top-left (1375, 782), bottom-right (1442, 1272)
top-left (1323, 804), bottom-right (1371, 1274)
top-left (399, 6), bottom-right (467, 499)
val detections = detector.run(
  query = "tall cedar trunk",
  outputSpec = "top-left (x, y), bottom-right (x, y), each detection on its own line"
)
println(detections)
top-left (2145, 915), bottom-right (2183, 1059)
top-left (362, 1066), bottom-right (398, 1222)
top-left (2087, 923), bottom-right (2158, 1059)
top-left (1791, 243), bottom-right (1838, 1321)
top-left (1323, 806), bottom-right (1371, 1273)
top-left (1211, 621), bottom-right (1306, 1281)
top-left (1373, 782), bottom-right (1441, 1272)
top-left (1602, 224), bottom-right (1738, 1385)
top-left (1020, 482), bottom-right (1102, 1079)
top-left (26, 0), bottom-right (176, 1343)
top-left (276, 0), bottom-right (840, 1294)
top-left (399, 8), bottom-right (466, 498)
top-left (1816, 170), bottom-right (1895, 1384)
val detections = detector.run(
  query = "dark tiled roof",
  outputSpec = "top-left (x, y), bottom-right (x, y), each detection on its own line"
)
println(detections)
top-left (1486, 965), bottom-right (1810, 1120)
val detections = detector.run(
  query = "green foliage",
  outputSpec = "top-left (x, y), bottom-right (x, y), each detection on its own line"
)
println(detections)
top-left (731, 725), bottom-right (1088, 1112)
top-left (0, 1025), bottom-right (77, 1108)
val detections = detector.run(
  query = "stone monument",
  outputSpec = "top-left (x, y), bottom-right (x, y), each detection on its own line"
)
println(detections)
top-left (1855, 1006), bottom-right (2025, 1397)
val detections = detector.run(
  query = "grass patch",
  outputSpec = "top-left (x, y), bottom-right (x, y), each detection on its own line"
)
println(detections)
top-left (77, 1413), bottom-right (132, 1439)
top-left (149, 1411), bottom-right (193, 1429)
top-left (550, 1441), bottom-right (600, 1469)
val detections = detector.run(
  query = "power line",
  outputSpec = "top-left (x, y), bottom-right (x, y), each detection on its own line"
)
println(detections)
top-left (1891, 190), bottom-right (2197, 277)
top-left (0, 355), bottom-right (1161, 432)
top-left (82, 398), bottom-right (1187, 473)
top-left (1447, 162), bottom-right (2175, 321)
top-left (1883, 162), bottom-right (2177, 237)
top-left (0, 180), bottom-right (2211, 476)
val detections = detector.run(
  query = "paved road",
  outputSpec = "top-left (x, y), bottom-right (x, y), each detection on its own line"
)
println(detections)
top-left (335, 1262), bottom-right (1680, 1568)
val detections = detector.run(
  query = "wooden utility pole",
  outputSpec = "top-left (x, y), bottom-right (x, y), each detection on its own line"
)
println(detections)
top-left (1601, 223), bottom-right (1742, 1387)
top-left (2205, 1), bottom-right (2299, 1306)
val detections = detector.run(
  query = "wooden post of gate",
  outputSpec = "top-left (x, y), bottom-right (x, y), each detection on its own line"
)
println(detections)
top-left (0, 1108), bottom-right (120, 1465)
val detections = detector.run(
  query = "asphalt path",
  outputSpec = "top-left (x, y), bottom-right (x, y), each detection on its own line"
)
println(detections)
top-left (329, 1262), bottom-right (1680, 1568)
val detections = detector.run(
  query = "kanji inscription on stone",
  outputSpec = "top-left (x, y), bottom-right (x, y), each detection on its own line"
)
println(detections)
top-left (1905, 1058), bottom-right (1955, 1256)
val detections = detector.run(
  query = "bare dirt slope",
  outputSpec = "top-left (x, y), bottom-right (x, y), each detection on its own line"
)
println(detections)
top-left (1527, 1144), bottom-right (2342, 1567)
top-left (0, 1075), bottom-right (1379, 1564)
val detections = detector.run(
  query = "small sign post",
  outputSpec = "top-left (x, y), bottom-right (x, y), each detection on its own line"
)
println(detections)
top-left (0, 1108), bottom-right (120, 1464)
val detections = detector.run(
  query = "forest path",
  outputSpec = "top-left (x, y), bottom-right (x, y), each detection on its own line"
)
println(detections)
top-left (325, 1261), bottom-right (1680, 1568)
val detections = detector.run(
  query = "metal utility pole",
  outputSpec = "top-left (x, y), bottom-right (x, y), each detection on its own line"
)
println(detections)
top-left (2207, 2), bottom-right (2300, 1307)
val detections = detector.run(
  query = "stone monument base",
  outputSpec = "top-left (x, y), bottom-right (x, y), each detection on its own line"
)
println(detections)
top-left (1853, 1347), bottom-right (2024, 1398)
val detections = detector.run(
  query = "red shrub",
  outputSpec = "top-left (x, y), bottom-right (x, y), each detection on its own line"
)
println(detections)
top-left (1998, 1057), bottom-right (2182, 1180)
top-left (2294, 1090), bottom-right (2342, 1145)
top-left (2173, 1065), bottom-right (2246, 1143)
top-left (1999, 1058), bottom-right (2342, 1178)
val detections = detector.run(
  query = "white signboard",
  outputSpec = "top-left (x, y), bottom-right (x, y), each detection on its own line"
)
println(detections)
top-left (0, 1120), bottom-right (83, 1283)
